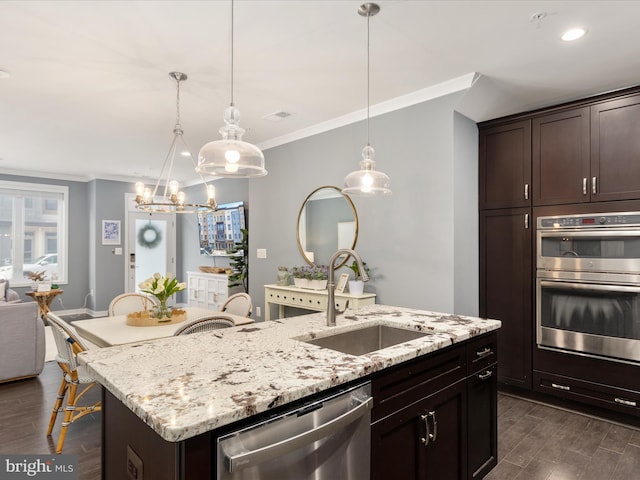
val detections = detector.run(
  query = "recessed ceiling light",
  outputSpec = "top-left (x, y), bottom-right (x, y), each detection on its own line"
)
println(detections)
top-left (0, 70), bottom-right (10, 79)
top-left (562, 28), bottom-right (586, 42)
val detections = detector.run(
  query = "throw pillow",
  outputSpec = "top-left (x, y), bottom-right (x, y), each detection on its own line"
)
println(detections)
top-left (0, 280), bottom-right (5, 300)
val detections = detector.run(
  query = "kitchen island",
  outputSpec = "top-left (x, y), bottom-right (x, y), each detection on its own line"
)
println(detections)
top-left (79, 304), bottom-right (500, 479)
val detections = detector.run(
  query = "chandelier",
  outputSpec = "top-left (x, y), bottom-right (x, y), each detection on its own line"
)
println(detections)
top-left (343, 3), bottom-right (392, 196)
top-left (135, 72), bottom-right (217, 213)
top-left (196, 0), bottom-right (268, 178)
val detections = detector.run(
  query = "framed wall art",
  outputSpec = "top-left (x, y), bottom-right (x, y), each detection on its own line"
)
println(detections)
top-left (102, 220), bottom-right (121, 245)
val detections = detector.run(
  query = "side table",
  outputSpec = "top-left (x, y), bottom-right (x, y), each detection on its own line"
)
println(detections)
top-left (25, 289), bottom-right (63, 321)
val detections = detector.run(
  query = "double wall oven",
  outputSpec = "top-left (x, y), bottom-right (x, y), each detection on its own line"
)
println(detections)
top-left (537, 212), bottom-right (640, 364)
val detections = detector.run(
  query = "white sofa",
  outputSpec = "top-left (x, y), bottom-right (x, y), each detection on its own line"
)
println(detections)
top-left (0, 301), bottom-right (45, 383)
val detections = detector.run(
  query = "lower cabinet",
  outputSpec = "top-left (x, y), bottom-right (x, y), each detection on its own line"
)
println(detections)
top-left (186, 271), bottom-right (230, 310)
top-left (371, 332), bottom-right (498, 480)
top-left (371, 379), bottom-right (467, 480)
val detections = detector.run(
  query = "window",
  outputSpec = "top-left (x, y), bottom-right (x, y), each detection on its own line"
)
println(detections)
top-left (0, 181), bottom-right (68, 285)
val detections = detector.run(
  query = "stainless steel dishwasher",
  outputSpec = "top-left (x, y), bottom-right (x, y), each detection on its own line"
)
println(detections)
top-left (216, 381), bottom-right (372, 480)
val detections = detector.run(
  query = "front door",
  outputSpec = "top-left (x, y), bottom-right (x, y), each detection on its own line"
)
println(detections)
top-left (127, 211), bottom-right (176, 295)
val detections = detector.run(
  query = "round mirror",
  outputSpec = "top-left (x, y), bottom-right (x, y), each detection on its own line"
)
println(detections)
top-left (296, 186), bottom-right (358, 269)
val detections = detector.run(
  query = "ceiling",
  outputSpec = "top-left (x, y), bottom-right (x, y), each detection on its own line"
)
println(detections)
top-left (1, 1), bottom-right (640, 185)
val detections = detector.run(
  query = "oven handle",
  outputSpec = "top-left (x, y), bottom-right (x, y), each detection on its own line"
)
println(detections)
top-left (539, 280), bottom-right (640, 293)
top-left (538, 229), bottom-right (640, 237)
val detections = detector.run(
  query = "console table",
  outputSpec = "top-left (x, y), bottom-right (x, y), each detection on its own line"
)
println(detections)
top-left (264, 284), bottom-right (376, 321)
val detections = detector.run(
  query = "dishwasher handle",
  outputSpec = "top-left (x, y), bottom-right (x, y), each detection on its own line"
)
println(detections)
top-left (225, 396), bottom-right (373, 472)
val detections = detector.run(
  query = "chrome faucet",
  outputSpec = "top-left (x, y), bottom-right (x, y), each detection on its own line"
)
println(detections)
top-left (327, 248), bottom-right (369, 326)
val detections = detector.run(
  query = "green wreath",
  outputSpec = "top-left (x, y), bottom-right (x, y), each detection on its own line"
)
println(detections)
top-left (138, 224), bottom-right (162, 249)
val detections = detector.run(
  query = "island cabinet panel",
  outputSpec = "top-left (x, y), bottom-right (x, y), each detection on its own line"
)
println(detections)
top-left (479, 120), bottom-right (531, 209)
top-left (591, 94), bottom-right (640, 202)
top-left (371, 335), bottom-right (498, 480)
top-left (371, 379), bottom-right (467, 480)
top-left (103, 390), bottom-right (211, 480)
top-left (479, 208), bottom-right (532, 389)
top-left (532, 107), bottom-right (590, 206)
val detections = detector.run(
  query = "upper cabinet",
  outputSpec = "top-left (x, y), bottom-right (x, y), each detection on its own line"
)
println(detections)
top-left (479, 120), bottom-right (531, 210)
top-left (480, 88), bottom-right (640, 209)
top-left (591, 94), bottom-right (640, 202)
top-left (532, 107), bottom-right (590, 206)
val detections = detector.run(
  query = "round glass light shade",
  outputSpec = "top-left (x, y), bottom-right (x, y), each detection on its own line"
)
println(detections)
top-left (342, 145), bottom-right (391, 196)
top-left (197, 105), bottom-right (267, 178)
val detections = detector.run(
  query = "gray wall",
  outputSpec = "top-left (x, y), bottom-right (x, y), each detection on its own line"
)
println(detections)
top-left (250, 91), bottom-right (479, 321)
top-left (2, 91), bottom-right (480, 320)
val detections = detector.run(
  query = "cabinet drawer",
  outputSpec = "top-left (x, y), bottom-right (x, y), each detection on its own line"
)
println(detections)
top-left (466, 332), bottom-right (498, 374)
top-left (372, 344), bottom-right (466, 422)
top-left (533, 371), bottom-right (640, 417)
top-left (266, 290), bottom-right (327, 310)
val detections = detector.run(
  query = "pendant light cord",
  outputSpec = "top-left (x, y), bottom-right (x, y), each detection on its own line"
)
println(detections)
top-left (230, 0), bottom-right (235, 107)
top-left (175, 74), bottom-right (181, 127)
top-left (366, 10), bottom-right (370, 146)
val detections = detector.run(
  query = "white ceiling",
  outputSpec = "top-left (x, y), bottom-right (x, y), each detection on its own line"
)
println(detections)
top-left (1, 0), bottom-right (640, 185)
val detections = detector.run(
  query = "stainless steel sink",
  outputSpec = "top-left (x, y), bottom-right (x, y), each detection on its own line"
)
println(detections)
top-left (301, 325), bottom-right (432, 356)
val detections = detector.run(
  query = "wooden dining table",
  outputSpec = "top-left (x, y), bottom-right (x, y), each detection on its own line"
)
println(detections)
top-left (73, 307), bottom-right (254, 348)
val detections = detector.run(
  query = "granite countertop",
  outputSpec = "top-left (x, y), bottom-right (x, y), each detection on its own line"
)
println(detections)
top-left (78, 304), bottom-right (500, 442)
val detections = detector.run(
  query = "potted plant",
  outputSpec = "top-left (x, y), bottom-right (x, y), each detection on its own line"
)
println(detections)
top-left (346, 260), bottom-right (369, 295)
top-left (291, 265), bottom-right (329, 289)
top-left (228, 228), bottom-right (249, 293)
top-left (276, 266), bottom-right (291, 286)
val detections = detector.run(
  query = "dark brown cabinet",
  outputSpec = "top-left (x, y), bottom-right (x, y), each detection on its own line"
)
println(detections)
top-left (532, 107), bottom-right (590, 205)
top-left (479, 208), bottom-right (532, 389)
top-left (466, 335), bottom-right (498, 479)
top-left (371, 332), bottom-right (498, 480)
top-left (591, 94), bottom-right (640, 201)
top-left (371, 380), bottom-right (467, 480)
top-left (479, 120), bottom-right (531, 209)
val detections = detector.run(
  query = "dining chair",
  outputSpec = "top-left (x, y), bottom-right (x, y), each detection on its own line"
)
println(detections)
top-left (221, 293), bottom-right (252, 317)
top-left (46, 312), bottom-right (102, 454)
top-left (173, 314), bottom-right (236, 336)
top-left (108, 292), bottom-right (158, 316)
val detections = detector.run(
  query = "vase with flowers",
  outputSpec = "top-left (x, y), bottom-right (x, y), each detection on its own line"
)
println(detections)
top-left (138, 272), bottom-right (186, 321)
top-left (27, 270), bottom-right (47, 290)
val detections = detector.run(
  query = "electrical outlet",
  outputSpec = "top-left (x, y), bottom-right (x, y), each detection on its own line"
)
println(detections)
top-left (256, 306), bottom-right (261, 317)
top-left (127, 445), bottom-right (143, 480)
top-left (257, 248), bottom-right (267, 259)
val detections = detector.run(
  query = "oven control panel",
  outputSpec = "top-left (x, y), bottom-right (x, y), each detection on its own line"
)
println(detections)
top-left (538, 212), bottom-right (640, 229)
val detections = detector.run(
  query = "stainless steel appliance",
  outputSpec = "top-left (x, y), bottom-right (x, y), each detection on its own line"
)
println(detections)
top-left (216, 382), bottom-right (372, 480)
top-left (536, 212), bottom-right (640, 363)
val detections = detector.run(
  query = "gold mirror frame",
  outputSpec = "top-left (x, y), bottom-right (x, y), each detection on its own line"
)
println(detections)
top-left (296, 186), bottom-right (358, 269)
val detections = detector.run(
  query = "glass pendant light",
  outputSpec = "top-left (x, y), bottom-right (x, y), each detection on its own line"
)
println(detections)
top-left (197, 0), bottom-right (267, 178)
top-left (343, 3), bottom-right (391, 196)
top-left (135, 72), bottom-right (217, 213)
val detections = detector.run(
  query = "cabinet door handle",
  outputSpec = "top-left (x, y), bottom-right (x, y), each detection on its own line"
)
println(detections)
top-left (476, 347), bottom-right (492, 359)
top-left (582, 177), bottom-right (588, 195)
top-left (551, 382), bottom-right (571, 391)
top-left (478, 370), bottom-right (493, 380)
top-left (524, 213), bottom-right (529, 229)
top-left (614, 397), bottom-right (637, 407)
top-left (524, 183), bottom-right (529, 200)
top-left (430, 411), bottom-right (438, 442)
top-left (592, 176), bottom-right (597, 195)
top-left (420, 413), bottom-right (430, 446)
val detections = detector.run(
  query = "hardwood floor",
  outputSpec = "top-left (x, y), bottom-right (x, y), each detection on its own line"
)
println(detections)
top-left (487, 394), bottom-right (640, 480)
top-left (0, 362), bottom-right (101, 480)
top-left (1, 362), bottom-right (638, 480)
